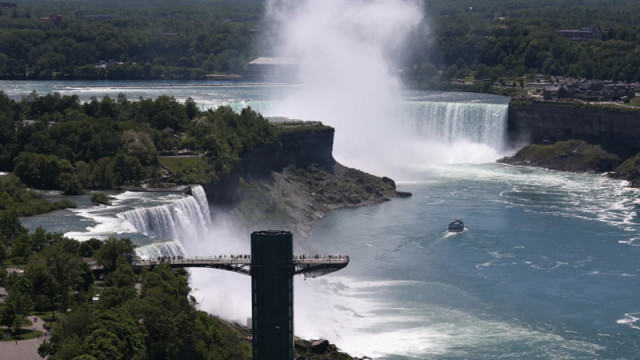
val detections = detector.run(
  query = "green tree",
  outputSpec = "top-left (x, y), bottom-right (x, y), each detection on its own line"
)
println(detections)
top-left (121, 130), bottom-right (158, 166)
top-left (84, 310), bottom-right (147, 360)
top-left (1, 277), bottom-right (34, 335)
top-left (79, 238), bottom-right (103, 257)
top-left (39, 309), bottom-right (93, 360)
top-left (91, 158), bottom-right (115, 189)
top-left (34, 238), bottom-right (94, 314)
top-left (24, 261), bottom-right (58, 311)
top-left (57, 172), bottom-right (86, 195)
top-left (97, 263), bottom-right (137, 310)
top-left (93, 237), bottom-right (134, 273)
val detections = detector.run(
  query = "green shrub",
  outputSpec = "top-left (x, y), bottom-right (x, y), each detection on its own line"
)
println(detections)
top-left (90, 192), bottom-right (111, 206)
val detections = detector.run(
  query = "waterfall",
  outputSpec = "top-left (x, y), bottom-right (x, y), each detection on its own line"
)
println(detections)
top-left (134, 241), bottom-right (187, 259)
top-left (403, 101), bottom-right (509, 150)
top-left (222, 98), bottom-right (509, 153)
top-left (220, 97), bottom-right (510, 169)
top-left (118, 185), bottom-right (213, 258)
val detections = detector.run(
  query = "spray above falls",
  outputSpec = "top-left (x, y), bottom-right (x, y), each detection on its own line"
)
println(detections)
top-left (263, 0), bottom-right (426, 174)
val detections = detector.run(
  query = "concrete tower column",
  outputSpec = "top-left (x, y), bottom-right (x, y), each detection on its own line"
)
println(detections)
top-left (250, 230), bottom-right (294, 360)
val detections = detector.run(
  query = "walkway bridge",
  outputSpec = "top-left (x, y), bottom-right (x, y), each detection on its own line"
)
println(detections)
top-left (132, 253), bottom-right (349, 278)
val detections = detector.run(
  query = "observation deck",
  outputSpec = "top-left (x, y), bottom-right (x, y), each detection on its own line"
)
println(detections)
top-left (131, 253), bottom-right (349, 278)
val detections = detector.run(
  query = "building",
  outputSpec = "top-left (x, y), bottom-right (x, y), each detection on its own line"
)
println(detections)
top-left (246, 57), bottom-right (298, 81)
top-left (543, 83), bottom-right (571, 100)
top-left (75, 12), bottom-right (120, 20)
top-left (557, 27), bottom-right (601, 41)
top-left (40, 13), bottom-right (62, 27)
top-left (543, 79), bottom-right (635, 101)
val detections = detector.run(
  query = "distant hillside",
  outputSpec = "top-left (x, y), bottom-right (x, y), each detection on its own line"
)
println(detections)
top-left (2, 0), bottom-right (640, 84)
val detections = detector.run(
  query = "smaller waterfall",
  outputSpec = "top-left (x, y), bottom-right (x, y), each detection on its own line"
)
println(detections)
top-left (135, 240), bottom-right (187, 259)
top-left (118, 185), bottom-right (213, 258)
top-left (404, 101), bottom-right (508, 150)
top-left (190, 186), bottom-right (213, 225)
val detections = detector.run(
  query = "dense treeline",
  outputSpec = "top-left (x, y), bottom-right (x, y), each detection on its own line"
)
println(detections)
top-left (0, 0), bottom-right (263, 79)
top-left (3, 0), bottom-right (640, 85)
top-left (404, 0), bottom-right (640, 88)
top-left (0, 91), bottom-right (276, 194)
top-left (0, 218), bottom-right (251, 359)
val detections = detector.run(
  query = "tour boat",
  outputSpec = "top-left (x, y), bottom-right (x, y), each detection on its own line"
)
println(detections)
top-left (448, 219), bottom-right (464, 232)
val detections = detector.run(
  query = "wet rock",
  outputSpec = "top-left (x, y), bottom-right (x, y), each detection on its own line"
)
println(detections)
top-left (310, 339), bottom-right (330, 354)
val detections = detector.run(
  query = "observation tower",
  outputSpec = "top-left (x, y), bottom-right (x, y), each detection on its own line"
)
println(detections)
top-left (132, 230), bottom-right (349, 360)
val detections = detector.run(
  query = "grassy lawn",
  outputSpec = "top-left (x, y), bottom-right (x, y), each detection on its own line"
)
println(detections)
top-left (0, 328), bottom-right (41, 341)
top-left (159, 156), bottom-right (203, 173)
top-left (33, 310), bottom-right (60, 324)
top-left (627, 97), bottom-right (640, 108)
top-left (0, 313), bottom-right (52, 341)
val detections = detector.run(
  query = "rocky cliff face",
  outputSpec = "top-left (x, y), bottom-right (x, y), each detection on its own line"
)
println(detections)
top-left (508, 101), bottom-right (640, 157)
top-left (244, 124), bottom-right (337, 176)
top-left (202, 122), bottom-right (408, 237)
top-left (202, 123), bottom-right (336, 205)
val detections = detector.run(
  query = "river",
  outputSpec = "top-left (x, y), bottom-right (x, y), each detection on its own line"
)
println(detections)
top-left (9, 80), bottom-right (640, 359)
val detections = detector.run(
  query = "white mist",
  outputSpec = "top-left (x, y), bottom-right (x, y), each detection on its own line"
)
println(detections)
top-left (264, 0), bottom-right (425, 177)
top-left (260, 0), bottom-right (432, 355)
top-left (190, 0), bottom-right (510, 356)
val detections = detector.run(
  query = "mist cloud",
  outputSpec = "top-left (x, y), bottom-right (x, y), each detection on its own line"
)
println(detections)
top-left (264, 0), bottom-right (426, 176)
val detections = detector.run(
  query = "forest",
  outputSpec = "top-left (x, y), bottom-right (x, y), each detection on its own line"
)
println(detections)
top-left (0, 0), bottom-right (640, 85)
top-left (0, 0), bottom-right (263, 80)
top-left (0, 92), bottom-right (338, 358)
top-left (0, 86), bottom-right (283, 357)
top-left (0, 0), bottom-right (640, 84)
top-left (0, 221), bottom-right (252, 359)
top-left (0, 91), bottom-right (276, 196)
top-left (405, 0), bottom-right (640, 88)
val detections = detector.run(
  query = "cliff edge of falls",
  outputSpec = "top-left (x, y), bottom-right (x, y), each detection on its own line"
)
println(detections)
top-left (202, 120), bottom-right (410, 238)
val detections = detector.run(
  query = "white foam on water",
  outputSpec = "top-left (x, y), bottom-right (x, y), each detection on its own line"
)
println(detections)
top-left (400, 163), bottom-right (640, 234)
top-left (64, 206), bottom-right (139, 241)
top-left (291, 275), bottom-right (603, 358)
top-left (617, 312), bottom-right (640, 330)
top-left (64, 187), bottom-right (213, 255)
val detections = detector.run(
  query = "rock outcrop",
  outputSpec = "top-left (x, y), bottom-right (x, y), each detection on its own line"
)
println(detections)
top-left (202, 122), bottom-right (336, 205)
top-left (498, 140), bottom-right (621, 172)
top-left (202, 121), bottom-right (410, 238)
top-left (295, 338), bottom-right (356, 359)
top-left (609, 152), bottom-right (640, 187)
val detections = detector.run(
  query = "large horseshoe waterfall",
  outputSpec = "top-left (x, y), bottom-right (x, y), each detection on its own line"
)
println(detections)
top-left (403, 101), bottom-right (508, 150)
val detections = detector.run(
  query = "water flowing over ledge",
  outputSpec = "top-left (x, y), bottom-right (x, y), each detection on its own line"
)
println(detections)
top-left (403, 101), bottom-right (508, 150)
top-left (118, 185), bottom-right (213, 258)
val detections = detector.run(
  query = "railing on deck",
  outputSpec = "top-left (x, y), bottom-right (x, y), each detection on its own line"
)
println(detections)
top-left (131, 254), bottom-right (349, 278)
